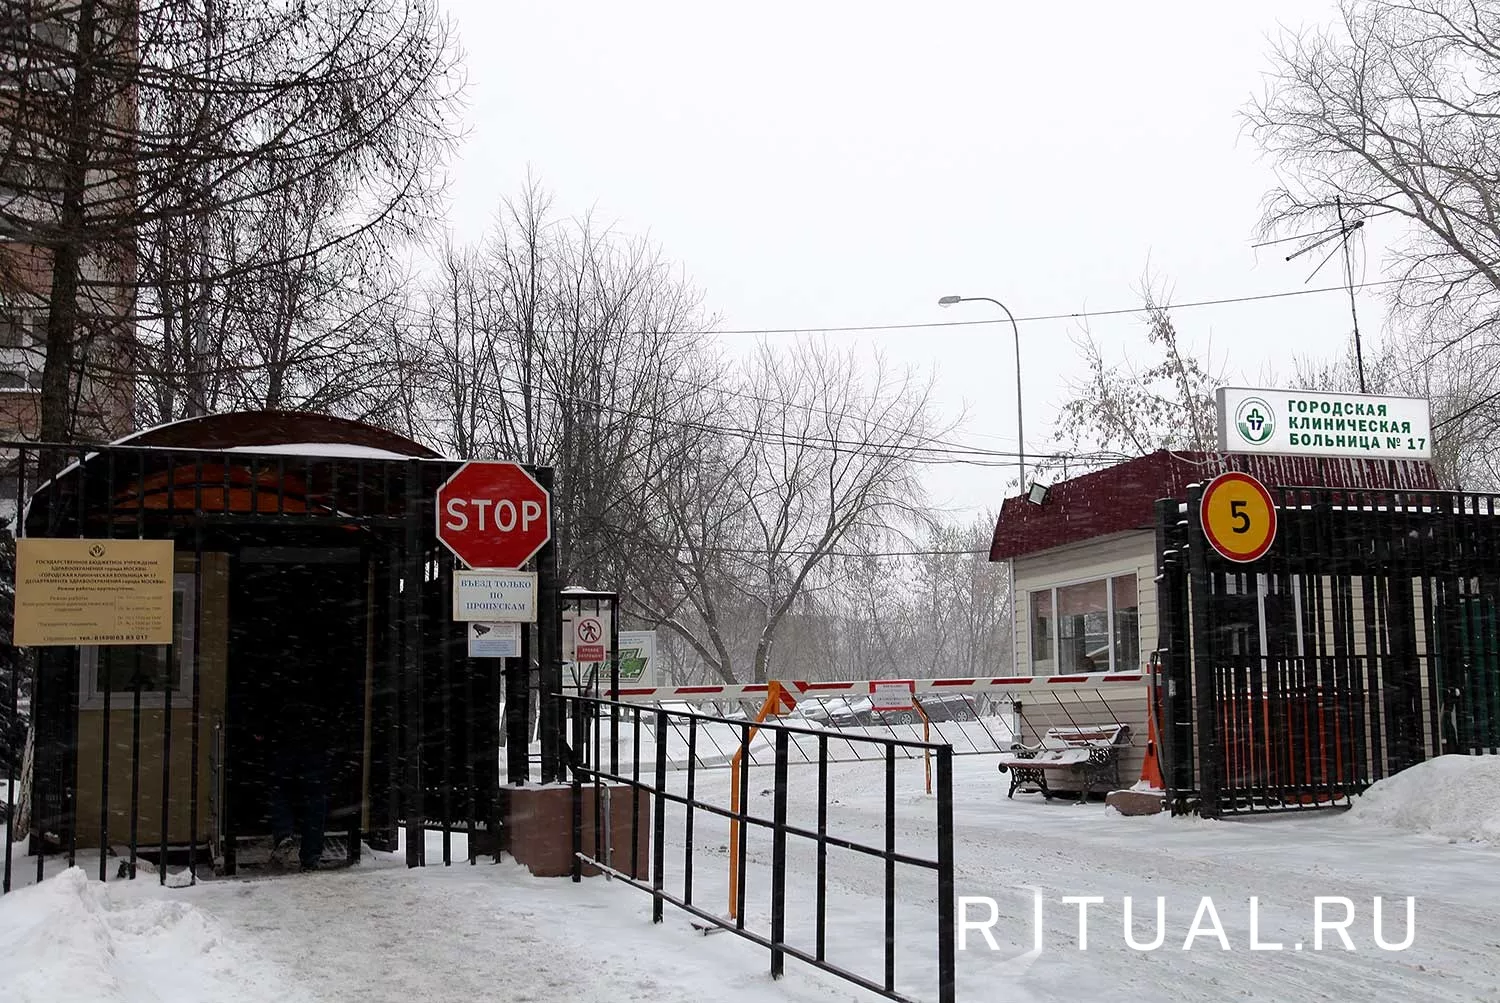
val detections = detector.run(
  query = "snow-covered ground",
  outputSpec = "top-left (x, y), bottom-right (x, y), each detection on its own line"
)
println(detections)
top-left (1344, 754), bottom-right (1500, 842)
top-left (2, 755), bottom-right (1499, 1003)
top-left (646, 752), bottom-right (1500, 1003)
top-left (0, 834), bottom-right (858, 1003)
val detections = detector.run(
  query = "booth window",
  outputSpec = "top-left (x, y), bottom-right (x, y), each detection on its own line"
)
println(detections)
top-left (80, 573), bottom-right (195, 708)
top-left (1029, 589), bottom-right (1053, 665)
top-left (1029, 572), bottom-right (1140, 673)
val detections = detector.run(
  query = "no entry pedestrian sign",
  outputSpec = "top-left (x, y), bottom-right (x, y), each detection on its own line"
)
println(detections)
top-left (574, 614), bottom-right (606, 662)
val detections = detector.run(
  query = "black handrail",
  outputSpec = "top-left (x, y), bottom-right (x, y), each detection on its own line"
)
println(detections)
top-left (563, 692), bottom-right (956, 1003)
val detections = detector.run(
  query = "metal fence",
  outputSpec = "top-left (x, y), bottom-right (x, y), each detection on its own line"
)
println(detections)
top-left (562, 693), bottom-right (957, 1003)
top-left (1156, 487), bottom-right (1500, 817)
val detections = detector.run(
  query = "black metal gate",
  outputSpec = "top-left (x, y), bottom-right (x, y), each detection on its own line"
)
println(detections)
top-left (1156, 485), bottom-right (1500, 816)
top-left (2, 435), bottom-right (561, 894)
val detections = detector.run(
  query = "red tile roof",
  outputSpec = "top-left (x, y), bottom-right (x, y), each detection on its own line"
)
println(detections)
top-left (988, 450), bottom-right (1441, 562)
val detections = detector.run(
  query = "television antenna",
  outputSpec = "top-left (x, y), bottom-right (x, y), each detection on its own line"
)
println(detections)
top-left (1274, 197), bottom-right (1369, 393)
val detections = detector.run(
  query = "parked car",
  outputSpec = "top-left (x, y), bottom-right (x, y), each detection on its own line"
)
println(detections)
top-left (794, 692), bottom-right (979, 728)
top-left (786, 696), bottom-right (872, 728)
top-left (873, 693), bottom-right (979, 726)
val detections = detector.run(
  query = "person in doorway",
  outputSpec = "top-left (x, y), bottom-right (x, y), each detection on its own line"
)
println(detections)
top-left (267, 690), bottom-right (331, 872)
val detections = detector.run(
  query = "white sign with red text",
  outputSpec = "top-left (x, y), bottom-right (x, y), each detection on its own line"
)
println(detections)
top-left (869, 679), bottom-right (914, 712)
top-left (564, 608), bottom-right (612, 666)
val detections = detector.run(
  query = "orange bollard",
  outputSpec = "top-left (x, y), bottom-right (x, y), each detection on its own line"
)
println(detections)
top-left (914, 697), bottom-right (932, 795)
top-left (727, 681), bottom-right (795, 920)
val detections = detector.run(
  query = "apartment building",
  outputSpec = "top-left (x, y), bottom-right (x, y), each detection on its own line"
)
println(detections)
top-left (0, 2), bottom-right (136, 444)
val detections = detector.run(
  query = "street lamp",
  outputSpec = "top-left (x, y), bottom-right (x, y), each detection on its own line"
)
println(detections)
top-left (938, 294), bottom-right (1026, 489)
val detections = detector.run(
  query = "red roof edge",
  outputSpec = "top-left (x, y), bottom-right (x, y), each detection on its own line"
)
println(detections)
top-left (988, 450), bottom-right (1441, 562)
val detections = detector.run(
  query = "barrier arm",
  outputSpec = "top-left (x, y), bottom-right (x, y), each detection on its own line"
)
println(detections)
top-left (728, 680), bottom-right (796, 920)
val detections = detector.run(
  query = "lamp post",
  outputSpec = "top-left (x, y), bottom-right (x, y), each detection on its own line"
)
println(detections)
top-left (938, 294), bottom-right (1025, 487)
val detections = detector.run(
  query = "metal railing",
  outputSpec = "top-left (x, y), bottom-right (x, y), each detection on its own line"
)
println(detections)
top-left (563, 693), bottom-right (956, 1003)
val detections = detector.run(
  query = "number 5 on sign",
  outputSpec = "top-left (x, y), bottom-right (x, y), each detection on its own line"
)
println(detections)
top-left (1200, 471), bottom-right (1277, 563)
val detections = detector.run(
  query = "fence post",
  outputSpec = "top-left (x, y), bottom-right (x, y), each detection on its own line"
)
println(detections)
top-left (1154, 497), bottom-right (1195, 807)
top-left (816, 733), bottom-right (827, 962)
top-left (683, 717), bottom-right (697, 907)
top-left (571, 714), bottom-right (583, 883)
top-left (771, 728), bottom-right (789, 979)
top-left (1186, 483), bottom-right (1221, 817)
top-left (652, 707), bottom-right (667, 923)
top-left (535, 467), bottom-right (562, 785)
top-left (735, 721), bottom-right (750, 928)
top-left (403, 460), bottom-right (424, 866)
top-left (936, 745), bottom-right (956, 1003)
top-left (884, 742), bottom-right (896, 994)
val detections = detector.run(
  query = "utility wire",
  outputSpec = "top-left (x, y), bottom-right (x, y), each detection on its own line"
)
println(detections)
top-left (384, 270), bottom-right (1454, 339)
top-left (481, 367), bottom-right (1130, 468)
top-left (1432, 388), bottom-right (1500, 432)
top-left (685, 546), bottom-right (991, 559)
top-left (576, 353), bottom-right (1020, 458)
top-left (395, 273), bottom-right (1461, 462)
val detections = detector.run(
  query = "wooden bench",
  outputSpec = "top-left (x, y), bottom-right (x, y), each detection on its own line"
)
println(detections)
top-left (996, 724), bottom-right (1132, 801)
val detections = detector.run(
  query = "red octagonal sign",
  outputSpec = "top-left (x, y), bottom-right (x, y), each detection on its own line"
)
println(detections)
top-left (435, 461), bottom-right (551, 569)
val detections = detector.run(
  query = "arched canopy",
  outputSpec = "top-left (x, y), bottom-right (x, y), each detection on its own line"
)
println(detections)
top-left (23, 411), bottom-right (453, 535)
top-left (112, 410), bottom-right (444, 459)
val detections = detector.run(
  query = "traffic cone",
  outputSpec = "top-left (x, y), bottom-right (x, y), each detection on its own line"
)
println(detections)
top-left (1139, 710), bottom-right (1164, 790)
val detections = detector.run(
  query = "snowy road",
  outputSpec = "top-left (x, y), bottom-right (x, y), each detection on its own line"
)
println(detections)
top-left (652, 754), bottom-right (1500, 1003)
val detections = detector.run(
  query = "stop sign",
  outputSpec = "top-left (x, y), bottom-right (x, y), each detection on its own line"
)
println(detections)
top-left (435, 461), bottom-right (551, 569)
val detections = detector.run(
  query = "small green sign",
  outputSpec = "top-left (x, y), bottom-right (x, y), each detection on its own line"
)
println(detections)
top-left (616, 630), bottom-right (656, 686)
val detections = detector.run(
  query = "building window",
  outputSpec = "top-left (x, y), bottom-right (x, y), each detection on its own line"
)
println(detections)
top-left (0, 313), bottom-right (26, 348)
top-left (0, 303), bottom-right (45, 343)
top-left (1029, 588), bottom-right (1053, 666)
top-left (1030, 573), bottom-right (1141, 674)
top-left (1111, 574), bottom-right (1139, 671)
top-left (80, 573), bottom-right (195, 708)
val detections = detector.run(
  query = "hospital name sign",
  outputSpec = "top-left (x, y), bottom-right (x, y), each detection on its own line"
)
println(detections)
top-left (1216, 387), bottom-right (1432, 461)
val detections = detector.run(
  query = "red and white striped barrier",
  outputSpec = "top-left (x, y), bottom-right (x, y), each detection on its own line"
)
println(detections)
top-left (605, 673), bottom-right (1147, 703)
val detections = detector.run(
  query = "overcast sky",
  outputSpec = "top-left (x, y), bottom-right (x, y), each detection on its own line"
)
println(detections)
top-left (436, 1), bottom-right (1384, 521)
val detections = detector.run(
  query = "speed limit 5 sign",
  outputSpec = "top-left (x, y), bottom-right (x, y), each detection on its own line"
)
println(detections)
top-left (1199, 471), bottom-right (1277, 563)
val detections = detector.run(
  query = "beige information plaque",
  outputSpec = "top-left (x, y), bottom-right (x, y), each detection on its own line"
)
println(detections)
top-left (14, 538), bottom-right (175, 646)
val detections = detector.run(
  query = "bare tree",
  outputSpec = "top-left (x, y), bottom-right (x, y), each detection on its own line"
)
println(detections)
top-left (1292, 327), bottom-right (1500, 488)
top-left (631, 340), bottom-right (937, 683)
top-left (924, 513), bottom-right (1010, 678)
top-left (1051, 274), bottom-right (1223, 472)
top-left (1245, 0), bottom-right (1500, 352)
top-left (0, 0), bottom-right (463, 443)
top-left (400, 178), bottom-right (720, 596)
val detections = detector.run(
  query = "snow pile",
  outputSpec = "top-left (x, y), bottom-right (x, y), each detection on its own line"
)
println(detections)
top-left (1347, 754), bottom-right (1500, 843)
top-left (0, 868), bottom-right (311, 1003)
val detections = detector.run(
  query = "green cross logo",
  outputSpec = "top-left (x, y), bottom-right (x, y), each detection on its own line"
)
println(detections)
top-left (1235, 397), bottom-right (1275, 445)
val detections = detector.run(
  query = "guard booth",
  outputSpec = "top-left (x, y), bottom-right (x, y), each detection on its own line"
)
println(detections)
top-left (2, 411), bottom-right (560, 890)
top-left (988, 417), bottom-right (1499, 817)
